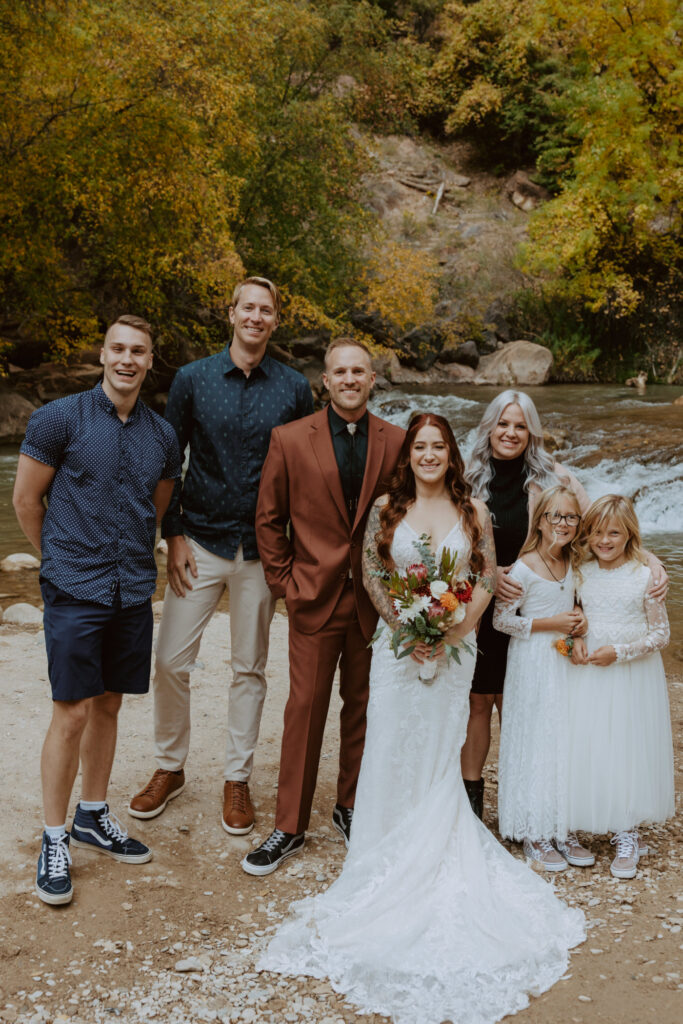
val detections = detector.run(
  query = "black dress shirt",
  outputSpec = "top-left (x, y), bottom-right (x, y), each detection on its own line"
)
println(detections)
top-left (21, 382), bottom-right (182, 606)
top-left (328, 405), bottom-right (369, 522)
top-left (161, 347), bottom-right (314, 559)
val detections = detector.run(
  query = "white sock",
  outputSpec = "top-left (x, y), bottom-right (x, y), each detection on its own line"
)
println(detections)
top-left (79, 800), bottom-right (107, 812)
top-left (45, 824), bottom-right (67, 841)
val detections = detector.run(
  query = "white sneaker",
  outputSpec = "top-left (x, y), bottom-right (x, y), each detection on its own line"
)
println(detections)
top-left (523, 837), bottom-right (567, 872)
top-left (610, 830), bottom-right (648, 879)
top-left (556, 833), bottom-right (595, 867)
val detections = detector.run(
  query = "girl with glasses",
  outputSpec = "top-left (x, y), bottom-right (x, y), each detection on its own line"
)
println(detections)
top-left (493, 485), bottom-right (595, 871)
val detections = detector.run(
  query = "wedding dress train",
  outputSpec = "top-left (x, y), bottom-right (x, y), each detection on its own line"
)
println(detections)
top-left (260, 519), bottom-right (585, 1024)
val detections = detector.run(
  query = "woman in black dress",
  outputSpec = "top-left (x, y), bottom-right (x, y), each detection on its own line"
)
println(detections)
top-left (461, 391), bottom-right (588, 819)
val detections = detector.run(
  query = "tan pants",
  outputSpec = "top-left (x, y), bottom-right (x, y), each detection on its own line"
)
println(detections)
top-left (153, 538), bottom-right (276, 780)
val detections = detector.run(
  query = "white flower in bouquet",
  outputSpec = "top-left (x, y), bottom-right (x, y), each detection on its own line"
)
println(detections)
top-left (395, 594), bottom-right (431, 624)
top-left (429, 580), bottom-right (449, 599)
top-left (451, 602), bottom-right (467, 624)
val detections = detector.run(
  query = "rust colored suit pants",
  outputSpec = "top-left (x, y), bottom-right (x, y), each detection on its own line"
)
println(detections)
top-left (275, 582), bottom-right (371, 835)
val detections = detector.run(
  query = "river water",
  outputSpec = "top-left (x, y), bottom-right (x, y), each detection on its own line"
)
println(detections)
top-left (1, 383), bottom-right (681, 645)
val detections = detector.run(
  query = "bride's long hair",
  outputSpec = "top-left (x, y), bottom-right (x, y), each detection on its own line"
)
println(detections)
top-left (376, 413), bottom-right (484, 575)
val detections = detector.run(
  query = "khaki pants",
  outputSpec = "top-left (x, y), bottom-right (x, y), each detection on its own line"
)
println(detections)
top-left (153, 538), bottom-right (276, 780)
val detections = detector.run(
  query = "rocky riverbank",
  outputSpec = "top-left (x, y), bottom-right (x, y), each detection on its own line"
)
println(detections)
top-left (0, 608), bottom-right (681, 1024)
top-left (0, 333), bottom-right (556, 443)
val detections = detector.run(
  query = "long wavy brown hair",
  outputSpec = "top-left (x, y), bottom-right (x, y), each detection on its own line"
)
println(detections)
top-left (376, 413), bottom-right (484, 575)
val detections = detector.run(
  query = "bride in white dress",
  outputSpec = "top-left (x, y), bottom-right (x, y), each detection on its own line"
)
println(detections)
top-left (260, 413), bottom-right (585, 1024)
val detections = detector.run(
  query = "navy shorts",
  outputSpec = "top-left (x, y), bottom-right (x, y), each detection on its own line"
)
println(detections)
top-left (41, 579), bottom-right (153, 702)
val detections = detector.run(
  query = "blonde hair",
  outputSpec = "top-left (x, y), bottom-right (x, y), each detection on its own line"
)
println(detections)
top-left (324, 336), bottom-right (373, 369)
top-left (465, 389), bottom-right (558, 501)
top-left (576, 494), bottom-right (648, 572)
top-left (520, 484), bottom-right (582, 562)
top-left (231, 276), bottom-right (281, 317)
top-left (105, 314), bottom-right (153, 347)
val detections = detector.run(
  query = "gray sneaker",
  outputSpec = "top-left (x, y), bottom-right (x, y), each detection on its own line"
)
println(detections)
top-left (610, 830), bottom-right (647, 879)
top-left (523, 837), bottom-right (567, 872)
top-left (556, 833), bottom-right (595, 867)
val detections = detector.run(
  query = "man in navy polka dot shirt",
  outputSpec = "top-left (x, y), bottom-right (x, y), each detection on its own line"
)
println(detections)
top-left (128, 277), bottom-right (314, 835)
top-left (13, 315), bottom-right (182, 906)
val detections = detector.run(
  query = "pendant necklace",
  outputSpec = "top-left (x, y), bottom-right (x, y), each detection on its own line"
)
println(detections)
top-left (538, 550), bottom-right (568, 589)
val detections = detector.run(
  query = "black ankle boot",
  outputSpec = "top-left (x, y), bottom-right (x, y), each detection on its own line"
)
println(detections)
top-left (464, 778), bottom-right (484, 820)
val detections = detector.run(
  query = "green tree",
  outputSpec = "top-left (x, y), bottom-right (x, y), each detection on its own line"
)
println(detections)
top-left (522, 1), bottom-right (682, 370)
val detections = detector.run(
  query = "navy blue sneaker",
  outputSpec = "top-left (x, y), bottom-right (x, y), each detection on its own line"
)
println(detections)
top-left (36, 831), bottom-right (73, 905)
top-left (241, 829), bottom-right (305, 876)
top-left (332, 804), bottom-right (353, 848)
top-left (71, 803), bottom-right (152, 863)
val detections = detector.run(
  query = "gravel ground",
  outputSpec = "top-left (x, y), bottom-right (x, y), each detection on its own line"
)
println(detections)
top-left (1, 609), bottom-right (681, 1024)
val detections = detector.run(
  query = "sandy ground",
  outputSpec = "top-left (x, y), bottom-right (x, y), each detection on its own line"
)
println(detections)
top-left (0, 606), bottom-right (681, 1024)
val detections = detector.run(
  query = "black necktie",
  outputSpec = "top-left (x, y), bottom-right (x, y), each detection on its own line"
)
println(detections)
top-left (346, 423), bottom-right (358, 519)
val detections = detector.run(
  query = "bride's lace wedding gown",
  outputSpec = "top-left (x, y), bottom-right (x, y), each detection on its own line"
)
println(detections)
top-left (260, 518), bottom-right (585, 1024)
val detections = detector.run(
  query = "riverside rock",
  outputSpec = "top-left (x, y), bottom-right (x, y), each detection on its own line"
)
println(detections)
top-left (397, 324), bottom-right (446, 370)
top-left (474, 340), bottom-right (553, 386)
top-left (0, 389), bottom-right (39, 443)
top-left (438, 340), bottom-right (479, 369)
top-left (3, 602), bottom-right (42, 625)
top-left (1, 553), bottom-right (41, 572)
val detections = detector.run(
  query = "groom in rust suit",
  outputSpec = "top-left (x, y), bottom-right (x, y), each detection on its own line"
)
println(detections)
top-left (242, 338), bottom-right (404, 874)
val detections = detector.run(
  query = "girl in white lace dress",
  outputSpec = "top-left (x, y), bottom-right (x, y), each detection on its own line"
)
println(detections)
top-left (568, 495), bottom-right (674, 879)
top-left (494, 485), bottom-right (594, 872)
top-left (260, 415), bottom-right (585, 1024)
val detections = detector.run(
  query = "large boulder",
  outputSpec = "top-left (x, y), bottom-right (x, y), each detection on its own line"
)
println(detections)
top-left (0, 388), bottom-right (40, 443)
top-left (285, 333), bottom-right (330, 361)
top-left (505, 170), bottom-right (550, 213)
top-left (371, 348), bottom-right (402, 382)
top-left (397, 324), bottom-right (446, 371)
top-left (3, 602), bottom-right (43, 626)
top-left (349, 311), bottom-right (398, 346)
top-left (474, 340), bottom-right (553, 386)
top-left (36, 364), bottom-right (102, 402)
top-left (438, 341), bottom-right (479, 369)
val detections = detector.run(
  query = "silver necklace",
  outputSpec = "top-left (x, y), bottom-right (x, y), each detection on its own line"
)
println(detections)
top-left (538, 550), bottom-right (568, 589)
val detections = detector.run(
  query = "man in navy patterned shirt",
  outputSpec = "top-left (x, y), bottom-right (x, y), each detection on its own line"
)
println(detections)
top-left (13, 315), bottom-right (182, 906)
top-left (128, 278), bottom-right (314, 834)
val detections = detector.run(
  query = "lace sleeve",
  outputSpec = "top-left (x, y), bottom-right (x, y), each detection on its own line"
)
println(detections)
top-left (613, 575), bottom-right (670, 662)
top-left (492, 564), bottom-right (532, 640)
top-left (362, 498), bottom-right (399, 629)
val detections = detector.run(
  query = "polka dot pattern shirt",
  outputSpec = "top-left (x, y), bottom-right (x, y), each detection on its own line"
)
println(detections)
top-left (21, 382), bottom-right (182, 606)
top-left (161, 347), bottom-right (314, 559)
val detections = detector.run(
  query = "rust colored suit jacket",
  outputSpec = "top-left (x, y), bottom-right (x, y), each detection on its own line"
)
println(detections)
top-left (256, 407), bottom-right (405, 640)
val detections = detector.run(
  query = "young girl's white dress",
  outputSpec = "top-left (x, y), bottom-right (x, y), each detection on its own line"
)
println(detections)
top-left (259, 520), bottom-right (584, 1024)
top-left (567, 561), bottom-right (674, 833)
top-left (494, 561), bottom-right (575, 841)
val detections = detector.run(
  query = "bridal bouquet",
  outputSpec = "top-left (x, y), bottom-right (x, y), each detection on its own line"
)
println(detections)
top-left (371, 534), bottom-right (475, 682)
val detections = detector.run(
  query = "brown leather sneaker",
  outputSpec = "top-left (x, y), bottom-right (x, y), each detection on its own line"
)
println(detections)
top-left (222, 781), bottom-right (254, 835)
top-left (128, 769), bottom-right (185, 819)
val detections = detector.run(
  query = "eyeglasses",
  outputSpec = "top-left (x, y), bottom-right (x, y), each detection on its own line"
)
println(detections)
top-left (544, 512), bottom-right (581, 527)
